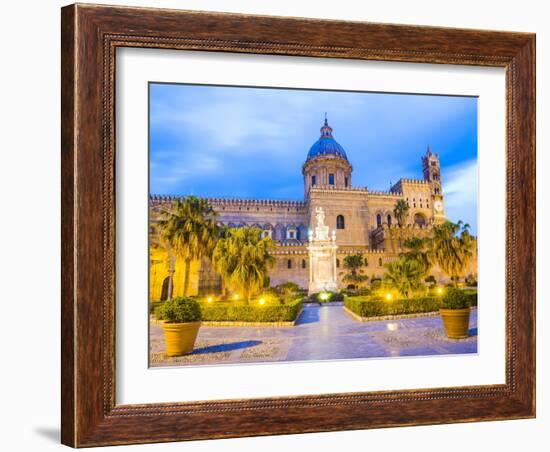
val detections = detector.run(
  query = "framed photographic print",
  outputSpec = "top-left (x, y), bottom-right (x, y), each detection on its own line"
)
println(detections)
top-left (61, 3), bottom-right (536, 447)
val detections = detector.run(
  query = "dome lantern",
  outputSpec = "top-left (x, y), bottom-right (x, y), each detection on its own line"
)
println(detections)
top-left (306, 114), bottom-right (349, 162)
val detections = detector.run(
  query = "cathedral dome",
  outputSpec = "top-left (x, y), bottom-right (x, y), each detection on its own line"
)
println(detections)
top-left (306, 116), bottom-right (348, 162)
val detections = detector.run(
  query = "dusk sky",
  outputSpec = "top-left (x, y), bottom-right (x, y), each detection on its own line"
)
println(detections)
top-left (149, 83), bottom-right (478, 234)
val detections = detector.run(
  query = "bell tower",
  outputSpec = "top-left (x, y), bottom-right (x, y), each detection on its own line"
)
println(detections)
top-left (422, 146), bottom-right (445, 223)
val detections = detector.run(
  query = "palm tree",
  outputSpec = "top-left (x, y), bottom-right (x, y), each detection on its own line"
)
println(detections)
top-left (430, 220), bottom-right (474, 286)
top-left (341, 254), bottom-right (368, 287)
top-left (393, 199), bottom-right (410, 227)
top-left (157, 196), bottom-right (218, 297)
top-left (383, 257), bottom-right (424, 297)
top-left (401, 237), bottom-right (431, 277)
top-left (212, 227), bottom-right (275, 304)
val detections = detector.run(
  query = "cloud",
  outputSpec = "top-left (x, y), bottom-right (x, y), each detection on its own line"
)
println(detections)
top-left (149, 83), bottom-right (478, 234)
top-left (442, 159), bottom-right (478, 234)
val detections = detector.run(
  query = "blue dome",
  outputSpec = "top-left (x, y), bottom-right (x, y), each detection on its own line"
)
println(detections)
top-left (306, 117), bottom-right (348, 162)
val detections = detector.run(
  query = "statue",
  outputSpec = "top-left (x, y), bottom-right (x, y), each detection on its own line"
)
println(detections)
top-left (307, 207), bottom-right (338, 294)
top-left (315, 206), bottom-right (325, 228)
top-left (312, 207), bottom-right (331, 242)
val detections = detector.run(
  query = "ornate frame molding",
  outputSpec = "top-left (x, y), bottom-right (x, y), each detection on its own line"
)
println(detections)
top-left (61, 4), bottom-right (535, 447)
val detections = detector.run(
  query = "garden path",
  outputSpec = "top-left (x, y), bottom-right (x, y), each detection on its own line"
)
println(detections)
top-left (150, 304), bottom-right (477, 366)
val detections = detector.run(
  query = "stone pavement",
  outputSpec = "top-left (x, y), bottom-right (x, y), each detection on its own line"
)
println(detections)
top-left (150, 304), bottom-right (477, 367)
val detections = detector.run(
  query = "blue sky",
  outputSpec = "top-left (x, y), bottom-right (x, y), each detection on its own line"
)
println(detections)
top-left (149, 83), bottom-right (478, 234)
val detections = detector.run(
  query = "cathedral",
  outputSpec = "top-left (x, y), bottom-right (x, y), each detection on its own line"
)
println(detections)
top-left (149, 117), bottom-right (475, 300)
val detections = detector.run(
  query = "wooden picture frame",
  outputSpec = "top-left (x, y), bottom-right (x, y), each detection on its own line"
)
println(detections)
top-left (61, 3), bottom-right (535, 447)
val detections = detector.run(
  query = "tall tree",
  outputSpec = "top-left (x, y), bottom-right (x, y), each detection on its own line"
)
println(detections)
top-left (157, 196), bottom-right (218, 297)
top-left (341, 254), bottom-right (368, 287)
top-left (212, 227), bottom-right (275, 303)
top-left (401, 236), bottom-right (431, 277)
top-left (430, 220), bottom-right (474, 285)
top-left (393, 199), bottom-right (410, 227)
top-left (383, 257), bottom-right (424, 297)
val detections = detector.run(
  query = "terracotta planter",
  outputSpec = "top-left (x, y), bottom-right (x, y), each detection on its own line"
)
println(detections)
top-left (161, 321), bottom-right (201, 356)
top-left (439, 308), bottom-right (470, 339)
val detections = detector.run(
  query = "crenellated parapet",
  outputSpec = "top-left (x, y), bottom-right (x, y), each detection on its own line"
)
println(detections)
top-left (270, 245), bottom-right (388, 255)
top-left (390, 178), bottom-right (431, 194)
top-left (309, 185), bottom-right (368, 193)
top-left (382, 222), bottom-right (433, 232)
top-left (149, 194), bottom-right (306, 209)
top-left (207, 197), bottom-right (306, 209)
top-left (368, 190), bottom-right (403, 197)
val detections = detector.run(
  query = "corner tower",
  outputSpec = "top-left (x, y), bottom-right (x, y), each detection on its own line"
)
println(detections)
top-left (422, 146), bottom-right (445, 223)
top-left (302, 115), bottom-right (353, 197)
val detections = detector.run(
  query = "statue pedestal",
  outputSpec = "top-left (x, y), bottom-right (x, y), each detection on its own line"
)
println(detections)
top-left (307, 241), bottom-right (338, 294)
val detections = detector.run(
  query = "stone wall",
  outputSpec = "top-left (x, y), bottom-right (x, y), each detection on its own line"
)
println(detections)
top-left (308, 187), bottom-right (370, 247)
top-left (149, 246), bottom-right (201, 301)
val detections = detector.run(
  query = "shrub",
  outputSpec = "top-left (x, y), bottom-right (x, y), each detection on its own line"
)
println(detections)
top-left (351, 287), bottom-right (372, 297)
top-left (276, 281), bottom-right (301, 295)
top-left (261, 287), bottom-right (279, 296)
top-left (344, 295), bottom-right (441, 318)
top-left (441, 288), bottom-right (469, 309)
top-left (370, 278), bottom-right (382, 290)
top-left (465, 274), bottom-right (478, 287)
top-left (424, 275), bottom-right (437, 287)
top-left (154, 297), bottom-right (202, 323)
top-left (462, 290), bottom-right (478, 307)
top-left (200, 297), bottom-right (303, 322)
top-left (150, 300), bottom-right (163, 315)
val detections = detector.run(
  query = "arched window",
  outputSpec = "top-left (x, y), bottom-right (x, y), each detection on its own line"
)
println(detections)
top-left (301, 259), bottom-right (306, 269)
top-left (414, 213), bottom-right (427, 228)
top-left (336, 258), bottom-right (340, 268)
top-left (328, 173), bottom-right (335, 185)
top-left (364, 258), bottom-right (368, 267)
top-left (160, 276), bottom-right (171, 301)
top-left (311, 175), bottom-right (316, 186)
top-left (344, 177), bottom-right (349, 187)
top-left (378, 258), bottom-right (383, 267)
top-left (387, 214), bottom-right (392, 225)
top-left (376, 214), bottom-right (382, 227)
top-left (336, 215), bottom-right (345, 229)
top-left (287, 259), bottom-right (292, 269)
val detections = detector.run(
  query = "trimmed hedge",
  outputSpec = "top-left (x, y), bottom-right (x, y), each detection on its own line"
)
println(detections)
top-left (345, 290), bottom-right (477, 318)
top-left (345, 296), bottom-right (441, 317)
top-left (199, 297), bottom-right (303, 322)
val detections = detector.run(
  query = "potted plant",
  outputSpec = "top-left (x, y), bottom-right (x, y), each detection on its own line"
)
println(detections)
top-left (154, 296), bottom-right (202, 356)
top-left (439, 288), bottom-right (471, 339)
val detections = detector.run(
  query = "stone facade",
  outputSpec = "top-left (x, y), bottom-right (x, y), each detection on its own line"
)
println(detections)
top-left (149, 118), bottom-right (477, 299)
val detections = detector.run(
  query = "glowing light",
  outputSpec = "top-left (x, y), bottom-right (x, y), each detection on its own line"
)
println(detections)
top-left (207, 297), bottom-right (213, 303)
top-left (259, 298), bottom-right (265, 305)
top-left (436, 287), bottom-right (444, 295)
top-left (233, 294), bottom-right (239, 300)
top-left (387, 323), bottom-right (398, 332)
top-left (319, 292), bottom-right (330, 301)
top-left (385, 293), bottom-right (393, 301)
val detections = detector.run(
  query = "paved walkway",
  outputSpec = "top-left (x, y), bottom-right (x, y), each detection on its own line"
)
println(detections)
top-left (150, 304), bottom-right (477, 367)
